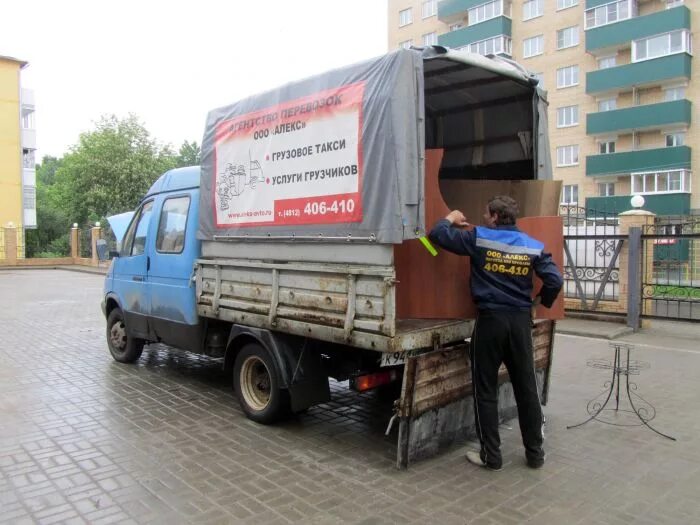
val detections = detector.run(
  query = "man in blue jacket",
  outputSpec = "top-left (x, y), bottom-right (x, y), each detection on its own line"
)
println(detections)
top-left (429, 195), bottom-right (563, 471)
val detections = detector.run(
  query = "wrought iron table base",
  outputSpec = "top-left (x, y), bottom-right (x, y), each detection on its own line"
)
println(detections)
top-left (567, 343), bottom-right (675, 441)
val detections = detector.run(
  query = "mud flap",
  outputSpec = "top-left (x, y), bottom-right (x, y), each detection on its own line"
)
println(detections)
top-left (396, 320), bottom-right (555, 469)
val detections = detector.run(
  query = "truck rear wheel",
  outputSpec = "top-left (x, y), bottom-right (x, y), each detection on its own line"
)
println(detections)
top-left (106, 308), bottom-right (144, 363)
top-left (233, 342), bottom-right (288, 424)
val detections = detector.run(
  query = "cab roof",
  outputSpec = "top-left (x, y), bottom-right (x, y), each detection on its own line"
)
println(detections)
top-left (145, 166), bottom-right (200, 197)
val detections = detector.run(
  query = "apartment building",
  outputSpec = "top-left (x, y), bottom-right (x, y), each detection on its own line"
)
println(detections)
top-left (0, 55), bottom-right (37, 258)
top-left (387, 0), bottom-right (698, 215)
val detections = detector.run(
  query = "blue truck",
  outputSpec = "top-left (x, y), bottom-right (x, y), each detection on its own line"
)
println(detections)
top-left (101, 48), bottom-right (558, 467)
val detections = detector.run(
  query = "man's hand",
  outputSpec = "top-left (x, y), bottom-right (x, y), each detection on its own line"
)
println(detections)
top-left (445, 210), bottom-right (470, 228)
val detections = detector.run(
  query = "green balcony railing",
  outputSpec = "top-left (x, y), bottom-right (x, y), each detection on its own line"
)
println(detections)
top-left (586, 5), bottom-right (690, 53)
top-left (438, 0), bottom-right (487, 21)
top-left (585, 0), bottom-right (616, 8)
top-left (587, 99), bottom-right (691, 135)
top-left (586, 54), bottom-right (691, 95)
top-left (438, 16), bottom-right (511, 48)
top-left (586, 194), bottom-right (691, 216)
top-left (586, 146), bottom-right (691, 177)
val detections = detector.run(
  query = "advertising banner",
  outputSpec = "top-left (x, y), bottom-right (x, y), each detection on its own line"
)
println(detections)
top-left (213, 83), bottom-right (364, 227)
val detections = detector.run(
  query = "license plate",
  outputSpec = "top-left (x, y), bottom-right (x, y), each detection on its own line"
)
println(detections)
top-left (380, 351), bottom-right (411, 367)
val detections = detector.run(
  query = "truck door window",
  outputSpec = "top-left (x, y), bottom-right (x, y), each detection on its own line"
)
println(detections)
top-left (130, 201), bottom-right (154, 256)
top-left (121, 206), bottom-right (141, 257)
top-left (156, 196), bottom-right (190, 254)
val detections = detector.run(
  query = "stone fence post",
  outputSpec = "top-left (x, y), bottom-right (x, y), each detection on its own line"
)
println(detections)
top-left (91, 223), bottom-right (102, 266)
top-left (4, 225), bottom-right (18, 265)
top-left (70, 224), bottom-right (80, 261)
top-left (618, 209), bottom-right (655, 329)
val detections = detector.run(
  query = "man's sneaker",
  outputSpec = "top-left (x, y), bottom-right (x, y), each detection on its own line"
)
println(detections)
top-left (526, 454), bottom-right (546, 469)
top-left (466, 450), bottom-right (502, 472)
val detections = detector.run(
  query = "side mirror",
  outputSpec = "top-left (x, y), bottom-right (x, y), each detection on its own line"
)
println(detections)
top-left (109, 250), bottom-right (120, 259)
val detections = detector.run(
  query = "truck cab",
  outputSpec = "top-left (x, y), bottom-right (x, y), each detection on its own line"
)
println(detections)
top-left (102, 166), bottom-right (203, 362)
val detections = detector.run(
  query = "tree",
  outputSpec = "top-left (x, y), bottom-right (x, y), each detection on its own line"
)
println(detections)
top-left (53, 114), bottom-right (177, 225)
top-left (25, 156), bottom-right (71, 257)
top-left (175, 140), bottom-right (201, 167)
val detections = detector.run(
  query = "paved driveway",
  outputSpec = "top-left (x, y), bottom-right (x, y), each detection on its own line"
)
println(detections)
top-left (1, 269), bottom-right (699, 524)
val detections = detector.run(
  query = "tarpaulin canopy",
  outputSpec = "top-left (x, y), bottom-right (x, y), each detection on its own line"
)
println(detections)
top-left (198, 47), bottom-right (549, 244)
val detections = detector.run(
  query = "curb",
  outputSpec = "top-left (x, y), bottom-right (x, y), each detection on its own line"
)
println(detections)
top-left (0, 265), bottom-right (108, 276)
top-left (556, 326), bottom-right (634, 340)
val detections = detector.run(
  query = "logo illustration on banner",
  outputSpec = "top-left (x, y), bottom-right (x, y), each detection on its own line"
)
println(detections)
top-left (216, 153), bottom-right (264, 210)
top-left (214, 82), bottom-right (365, 227)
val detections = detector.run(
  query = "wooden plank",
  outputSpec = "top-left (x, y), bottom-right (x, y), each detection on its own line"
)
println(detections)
top-left (394, 148), bottom-right (565, 320)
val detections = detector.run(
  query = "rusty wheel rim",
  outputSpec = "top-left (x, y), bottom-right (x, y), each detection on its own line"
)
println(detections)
top-left (110, 321), bottom-right (127, 352)
top-left (240, 356), bottom-right (271, 411)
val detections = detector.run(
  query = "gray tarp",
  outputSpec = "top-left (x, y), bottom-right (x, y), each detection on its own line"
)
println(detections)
top-left (198, 47), bottom-right (550, 244)
top-left (199, 50), bottom-right (424, 244)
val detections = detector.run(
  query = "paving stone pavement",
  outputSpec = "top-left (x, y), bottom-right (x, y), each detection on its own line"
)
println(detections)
top-left (1, 269), bottom-right (700, 524)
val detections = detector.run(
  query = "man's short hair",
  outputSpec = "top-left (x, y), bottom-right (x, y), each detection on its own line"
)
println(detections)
top-left (488, 195), bottom-right (519, 225)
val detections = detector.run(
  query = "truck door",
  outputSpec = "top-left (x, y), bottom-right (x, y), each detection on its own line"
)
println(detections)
top-left (112, 200), bottom-right (154, 339)
top-left (148, 191), bottom-right (202, 350)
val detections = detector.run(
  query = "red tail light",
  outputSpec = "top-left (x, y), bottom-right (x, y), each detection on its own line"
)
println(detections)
top-left (351, 369), bottom-right (400, 392)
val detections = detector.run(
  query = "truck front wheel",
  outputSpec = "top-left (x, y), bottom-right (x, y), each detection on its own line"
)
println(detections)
top-left (106, 308), bottom-right (144, 363)
top-left (233, 343), bottom-right (289, 424)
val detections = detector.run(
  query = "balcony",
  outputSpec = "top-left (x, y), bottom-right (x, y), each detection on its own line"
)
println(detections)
top-left (586, 5), bottom-right (690, 54)
top-left (586, 193), bottom-right (691, 216)
top-left (22, 168), bottom-right (36, 186)
top-left (438, 0), bottom-right (486, 22)
top-left (586, 54), bottom-right (691, 95)
top-left (438, 16), bottom-right (512, 49)
top-left (587, 99), bottom-right (691, 135)
top-left (21, 128), bottom-right (36, 150)
top-left (21, 88), bottom-right (35, 109)
top-left (586, 146), bottom-right (691, 177)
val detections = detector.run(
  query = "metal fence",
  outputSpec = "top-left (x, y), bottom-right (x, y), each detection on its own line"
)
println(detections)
top-left (0, 228), bottom-right (4, 260)
top-left (561, 204), bottom-right (623, 313)
top-left (642, 215), bottom-right (700, 322)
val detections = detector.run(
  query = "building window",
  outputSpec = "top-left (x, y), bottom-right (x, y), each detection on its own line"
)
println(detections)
top-left (598, 182), bottom-right (615, 197)
top-left (557, 26), bottom-right (579, 49)
top-left (469, 35), bottom-right (512, 56)
top-left (557, 0), bottom-right (578, 10)
top-left (598, 97), bottom-right (617, 112)
top-left (599, 140), bottom-right (616, 154)
top-left (523, 0), bottom-right (543, 20)
top-left (585, 0), bottom-right (637, 30)
top-left (632, 30), bottom-right (692, 63)
top-left (557, 105), bottom-right (579, 127)
top-left (21, 111), bottom-right (35, 130)
top-left (469, 0), bottom-right (506, 26)
top-left (422, 0), bottom-right (437, 18)
top-left (22, 149), bottom-right (36, 169)
top-left (523, 35), bottom-right (544, 58)
top-left (399, 8), bottom-right (412, 27)
top-left (664, 86), bottom-right (686, 101)
top-left (598, 55), bottom-right (617, 69)
top-left (556, 65), bottom-right (579, 88)
top-left (450, 23), bottom-right (463, 31)
top-left (399, 40), bottom-right (412, 50)
top-left (561, 184), bottom-right (579, 203)
top-left (667, 0), bottom-right (684, 8)
top-left (557, 145), bottom-right (580, 167)
top-left (665, 132), bottom-right (686, 147)
top-left (631, 170), bottom-right (691, 194)
top-left (422, 32), bottom-right (438, 46)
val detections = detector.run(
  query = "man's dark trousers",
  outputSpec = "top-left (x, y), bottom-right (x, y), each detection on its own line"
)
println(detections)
top-left (470, 310), bottom-right (544, 469)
